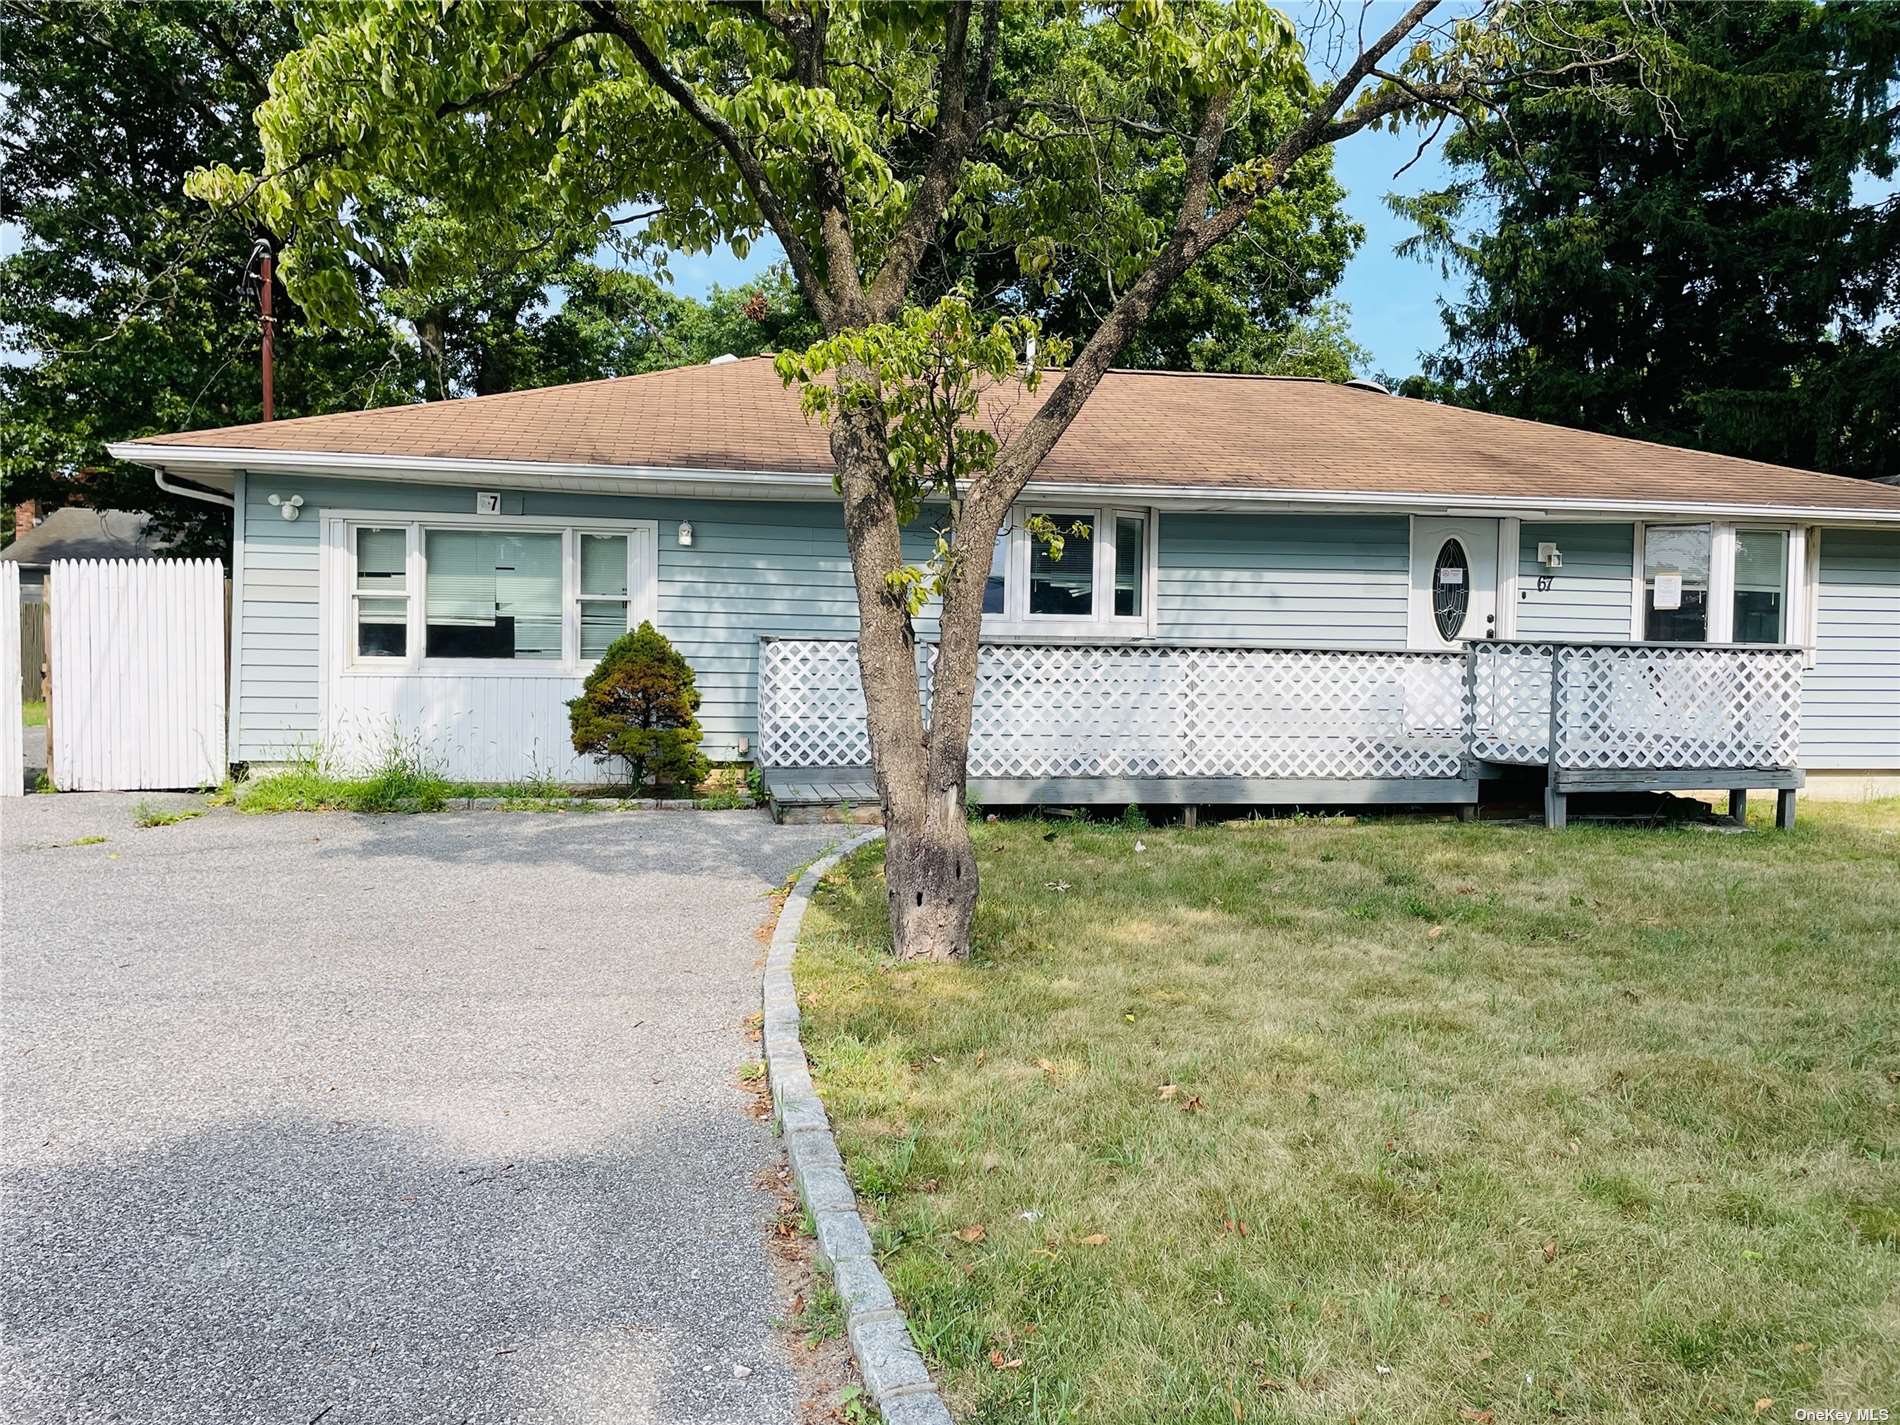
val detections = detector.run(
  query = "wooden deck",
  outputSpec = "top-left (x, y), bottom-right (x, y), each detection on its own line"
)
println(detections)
top-left (761, 765), bottom-right (880, 810)
top-left (757, 637), bottom-right (1809, 829)
top-left (762, 765), bottom-right (1481, 819)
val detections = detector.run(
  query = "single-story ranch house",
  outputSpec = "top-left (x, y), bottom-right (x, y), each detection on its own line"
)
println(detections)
top-left (113, 358), bottom-right (1900, 821)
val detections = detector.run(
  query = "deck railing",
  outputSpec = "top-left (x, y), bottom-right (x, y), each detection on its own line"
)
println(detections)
top-left (1467, 640), bottom-right (1804, 771)
top-left (758, 637), bottom-right (1470, 781)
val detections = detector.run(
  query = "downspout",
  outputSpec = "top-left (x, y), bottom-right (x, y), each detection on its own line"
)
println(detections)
top-left (153, 468), bottom-right (235, 509)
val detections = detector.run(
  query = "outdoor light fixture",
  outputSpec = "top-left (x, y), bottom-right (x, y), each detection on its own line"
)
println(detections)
top-left (678, 520), bottom-right (694, 547)
top-left (268, 493), bottom-right (304, 522)
top-left (1537, 542), bottom-right (1563, 569)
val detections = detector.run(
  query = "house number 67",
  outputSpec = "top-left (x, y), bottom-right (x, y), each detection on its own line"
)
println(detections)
top-left (1536, 575), bottom-right (1557, 592)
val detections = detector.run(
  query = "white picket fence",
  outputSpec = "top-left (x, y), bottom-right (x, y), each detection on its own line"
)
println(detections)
top-left (0, 563), bottom-right (21, 797)
top-left (48, 559), bottom-right (227, 791)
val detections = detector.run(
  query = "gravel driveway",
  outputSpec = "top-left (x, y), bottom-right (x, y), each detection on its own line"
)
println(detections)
top-left (0, 797), bottom-right (846, 1424)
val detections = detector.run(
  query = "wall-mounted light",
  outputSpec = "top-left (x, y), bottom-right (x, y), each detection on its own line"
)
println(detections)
top-left (268, 493), bottom-right (305, 522)
top-left (1537, 541), bottom-right (1563, 569)
top-left (677, 520), bottom-right (694, 548)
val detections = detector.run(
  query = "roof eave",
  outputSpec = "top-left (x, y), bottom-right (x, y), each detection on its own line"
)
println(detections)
top-left (107, 441), bottom-right (1900, 526)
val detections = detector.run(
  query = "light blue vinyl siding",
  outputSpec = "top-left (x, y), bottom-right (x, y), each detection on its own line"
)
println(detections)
top-left (1802, 528), bottom-right (1900, 769)
top-left (233, 475), bottom-right (941, 763)
top-left (1156, 513), bottom-right (1409, 645)
top-left (236, 490), bottom-right (1419, 762)
top-left (1514, 523), bottom-right (1634, 640)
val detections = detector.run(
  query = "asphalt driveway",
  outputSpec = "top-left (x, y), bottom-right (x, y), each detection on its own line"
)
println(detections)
top-left (0, 797), bottom-right (847, 1424)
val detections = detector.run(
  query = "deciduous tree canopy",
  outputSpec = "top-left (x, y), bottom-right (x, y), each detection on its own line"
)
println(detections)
top-left (189, 0), bottom-right (1652, 958)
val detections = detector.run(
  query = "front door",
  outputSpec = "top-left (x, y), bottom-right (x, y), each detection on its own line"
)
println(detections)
top-left (1409, 517), bottom-right (1499, 648)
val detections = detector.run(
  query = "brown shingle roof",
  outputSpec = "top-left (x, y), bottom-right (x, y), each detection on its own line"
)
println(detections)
top-left (126, 356), bottom-right (1900, 515)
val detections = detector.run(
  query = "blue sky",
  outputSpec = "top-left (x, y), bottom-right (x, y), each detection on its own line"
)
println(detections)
top-left (652, 125), bottom-right (1464, 383)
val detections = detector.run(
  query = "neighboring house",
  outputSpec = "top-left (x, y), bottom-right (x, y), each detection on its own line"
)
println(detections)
top-left (110, 359), bottom-right (1900, 810)
top-left (0, 506), bottom-right (170, 598)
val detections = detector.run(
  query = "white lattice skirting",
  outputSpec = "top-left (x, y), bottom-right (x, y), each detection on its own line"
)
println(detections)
top-left (759, 639), bottom-right (1470, 781)
top-left (1468, 641), bottom-right (1803, 771)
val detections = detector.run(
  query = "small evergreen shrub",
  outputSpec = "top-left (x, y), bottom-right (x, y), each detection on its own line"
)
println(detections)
top-left (568, 621), bottom-right (710, 792)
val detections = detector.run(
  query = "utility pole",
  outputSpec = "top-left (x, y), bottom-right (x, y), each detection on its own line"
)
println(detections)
top-left (247, 237), bottom-right (276, 421)
top-left (259, 245), bottom-right (275, 422)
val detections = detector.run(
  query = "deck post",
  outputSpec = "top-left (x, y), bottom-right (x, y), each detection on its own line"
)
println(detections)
top-left (1183, 805), bottom-right (1198, 830)
top-left (1543, 648), bottom-right (1565, 830)
top-left (1776, 788), bottom-right (1797, 830)
top-left (1728, 789), bottom-right (1748, 826)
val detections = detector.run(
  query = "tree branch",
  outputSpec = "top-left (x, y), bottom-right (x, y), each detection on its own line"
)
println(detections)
top-left (984, 0), bottom-right (1450, 498)
top-left (435, 21), bottom-right (597, 118)
top-left (863, 0), bottom-right (1002, 320)
top-left (578, 0), bottom-right (840, 328)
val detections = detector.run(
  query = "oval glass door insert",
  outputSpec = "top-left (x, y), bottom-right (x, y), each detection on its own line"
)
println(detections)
top-left (1432, 539), bottom-right (1471, 640)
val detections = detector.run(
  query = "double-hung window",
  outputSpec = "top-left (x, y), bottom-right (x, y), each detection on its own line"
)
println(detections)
top-left (578, 533), bottom-right (633, 658)
top-left (342, 515), bottom-right (652, 671)
top-left (981, 505), bottom-right (1154, 635)
top-left (1731, 528), bottom-right (1789, 643)
top-left (353, 527), bottom-right (410, 659)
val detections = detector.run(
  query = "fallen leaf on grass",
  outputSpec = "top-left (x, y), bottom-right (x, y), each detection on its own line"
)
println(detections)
top-left (1458, 1409), bottom-right (1494, 1423)
top-left (1076, 1233), bottom-right (1110, 1246)
top-left (1542, 1239), bottom-right (1559, 1262)
top-left (1180, 1094), bottom-right (1205, 1113)
top-left (1755, 1400), bottom-right (1775, 1415)
top-left (1157, 1083), bottom-right (1179, 1101)
top-left (955, 1224), bottom-right (987, 1244)
top-left (1035, 1058), bottom-right (1056, 1075)
top-left (1473, 1348), bottom-right (1493, 1364)
top-left (1427, 924), bottom-right (1445, 940)
top-left (974, 1049), bottom-right (987, 1066)
top-left (1792, 1342), bottom-right (1813, 1355)
top-left (1220, 1218), bottom-right (1249, 1237)
top-left (987, 1350), bottom-right (1023, 1370)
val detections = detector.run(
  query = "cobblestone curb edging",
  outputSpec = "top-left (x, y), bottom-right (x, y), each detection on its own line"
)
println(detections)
top-left (763, 828), bottom-right (956, 1425)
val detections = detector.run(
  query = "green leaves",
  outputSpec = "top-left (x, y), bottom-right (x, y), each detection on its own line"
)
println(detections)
top-left (777, 288), bottom-right (1067, 610)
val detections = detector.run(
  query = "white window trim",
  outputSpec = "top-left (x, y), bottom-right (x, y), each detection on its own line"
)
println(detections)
top-left (983, 504), bottom-right (1158, 637)
top-left (1495, 516), bottom-right (1521, 639)
top-left (323, 510), bottom-right (658, 679)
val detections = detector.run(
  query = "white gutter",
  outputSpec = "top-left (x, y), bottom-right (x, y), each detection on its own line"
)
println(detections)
top-left (153, 468), bottom-right (235, 509)
top-left (109, 441), bottom-right (1900, 526)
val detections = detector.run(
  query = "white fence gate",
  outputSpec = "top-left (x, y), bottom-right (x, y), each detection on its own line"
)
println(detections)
top-left (0, 563), bottom-right (21, 797)
top-left (48, 559), bottom-right (227, 791)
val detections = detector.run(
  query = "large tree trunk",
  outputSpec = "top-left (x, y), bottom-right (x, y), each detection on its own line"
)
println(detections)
top-left (830, 394), bottom-right (983, 961)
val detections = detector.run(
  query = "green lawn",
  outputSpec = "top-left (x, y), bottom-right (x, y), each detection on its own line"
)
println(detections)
top-left (22, 698), bottom-right (45, 727)
top-left (795, 802), bottom-right (1900, 1424)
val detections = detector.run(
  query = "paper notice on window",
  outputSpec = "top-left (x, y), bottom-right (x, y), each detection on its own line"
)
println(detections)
top-left (1654, 570), bottom-right (1682, 610)
top-left (1438, 568), bottom-right (1464, 585)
